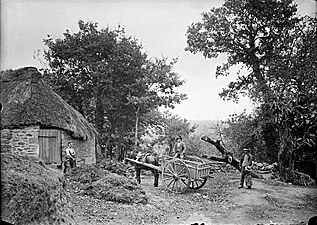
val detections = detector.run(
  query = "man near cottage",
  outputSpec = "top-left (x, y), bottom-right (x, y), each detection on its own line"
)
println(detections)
top-left (173, 136), bottom-right (186, 159)
top-left (239, 148), bottom-right (253, 189)
top-left (63, 141), bottom-right (76, 174)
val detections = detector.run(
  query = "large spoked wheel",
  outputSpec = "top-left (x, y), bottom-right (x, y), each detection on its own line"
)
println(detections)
top-left (162, 159), bottom-right (191, 193)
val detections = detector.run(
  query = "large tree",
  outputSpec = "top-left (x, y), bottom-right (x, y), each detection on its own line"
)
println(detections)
top-left (127, 57), bottom-right (187, 148)
top-left (265, 17), bottom-right (317, 182)
top-left (43, 21), bottom-right (187, 158)
top-left (186, 0), bottom-right (299, 102)
top-left (185, 0), bottom-right (316, 183)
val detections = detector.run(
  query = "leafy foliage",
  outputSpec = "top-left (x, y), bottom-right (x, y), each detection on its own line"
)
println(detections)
top-left (151, 112), bottom-right (197, 153)
top-left (42, 20), bottom-right (187, 155)
top-left (265, 17), bottom-right (317, 151)
top-left (264, 17), bottom-right (317, 181)
top-left (223, 110), bottom-right (279, 163)
top-left (186, 0), bottom-right (317, 183)
top-left (186, 0), bottom-right (299, 102)
top-left (127, 57), bottom-right (187, 147)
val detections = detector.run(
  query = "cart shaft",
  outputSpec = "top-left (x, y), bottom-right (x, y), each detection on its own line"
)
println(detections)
top-left (125, 158), bottom-right (161, 171)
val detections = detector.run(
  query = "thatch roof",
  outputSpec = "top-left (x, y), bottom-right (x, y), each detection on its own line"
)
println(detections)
top-left (0, 67), bottom-right (97, 140)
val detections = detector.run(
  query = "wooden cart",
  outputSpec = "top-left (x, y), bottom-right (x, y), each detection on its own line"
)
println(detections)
top-left (126, 155), bottom-right (215, 193)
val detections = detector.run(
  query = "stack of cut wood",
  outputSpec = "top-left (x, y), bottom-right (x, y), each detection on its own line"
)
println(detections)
top-left (252, 162), bottom-right (278, 174)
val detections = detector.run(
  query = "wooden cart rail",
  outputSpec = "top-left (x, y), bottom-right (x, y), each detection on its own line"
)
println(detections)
top-left (125, 158), bottom-right (160, 171)
top-left (161, 155), bottom-right (218, 179)
top-left (126, 155), bottom-right (221, 194)
top-left (128, 155), bottom-right (219, 193)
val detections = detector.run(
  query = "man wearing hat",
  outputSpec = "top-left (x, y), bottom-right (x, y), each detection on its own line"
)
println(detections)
top-left (64, 141), bottom-right (76, 174)
top-left (173, 136), bottom-right (186, 159)
top-left (239, 148), bottom-right (253, 188)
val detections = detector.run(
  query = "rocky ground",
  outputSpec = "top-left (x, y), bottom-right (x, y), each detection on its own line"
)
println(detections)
top-left (67, 170), bottom-right (317, 225)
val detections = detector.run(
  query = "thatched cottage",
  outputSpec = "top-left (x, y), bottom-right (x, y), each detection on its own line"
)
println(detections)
top-left (0, 67), bottom-right (98, 165)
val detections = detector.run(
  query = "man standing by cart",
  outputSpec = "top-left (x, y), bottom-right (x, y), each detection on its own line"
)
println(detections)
top-left (239, 148), bottom-right (253, 189)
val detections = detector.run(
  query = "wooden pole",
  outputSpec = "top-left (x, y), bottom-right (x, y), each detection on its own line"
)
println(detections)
top-left (125, 158), bottom-right (161, 171)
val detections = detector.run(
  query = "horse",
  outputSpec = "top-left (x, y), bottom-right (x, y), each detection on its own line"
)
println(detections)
top-left (126, 151), bottom-right (160, 187)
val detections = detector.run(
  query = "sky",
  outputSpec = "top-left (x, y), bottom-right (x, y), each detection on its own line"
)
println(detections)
top-left (1, 0), bottom-right (316, 121)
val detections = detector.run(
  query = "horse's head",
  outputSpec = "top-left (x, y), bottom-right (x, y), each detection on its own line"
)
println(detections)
top-left (124, 150), bottom-right (138, 165)
top-left (127, 150), bottom-right (138, 159)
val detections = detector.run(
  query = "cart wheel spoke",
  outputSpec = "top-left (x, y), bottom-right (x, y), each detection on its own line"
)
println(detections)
top-left (172, 163), bottom-right (177, 173)
top-left (163, 172), bottom-right (174, 177)
top-left (171, 179), bottom-right (176, 190)
top-left (189, 177), bottom-right (207, 189)
top-left (167, 164), bottom-right (175, 174)
top-left (165, 176), bottom-right (174, 184)
top-left (180, 178), bottom-right (188, 186)
top-left (165, 166), bottom-right (174, 175)
top-left (176, 180), bottom-right (183, 193)
top-left (162, 159), bottom-right (190, 193)
top-left (188, 156), bottom-right (208, 189)
top-left (178, 172), bottom-right (189, 178)
top-left (167, 179), bottom-right (174, 188)
top-left (178, 166), bottom-right (186, 175)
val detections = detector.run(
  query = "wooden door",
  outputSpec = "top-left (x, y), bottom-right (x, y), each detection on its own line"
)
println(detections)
top-left (39, 129), bottom-right (61, 164)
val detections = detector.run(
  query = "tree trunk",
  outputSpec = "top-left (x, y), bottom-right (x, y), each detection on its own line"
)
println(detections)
top-left (104, 137), bottom-right (110, 158)
top-left (201, 135), bottom-right (263, 179)
top-left (109, 146), bottom-right (113, 160)
top-left (95, 87), bottom-right (104, 134)
top-left (134, 106), bottom-right (140, 150)
top-left (278, 126), bottom-right (295, 183)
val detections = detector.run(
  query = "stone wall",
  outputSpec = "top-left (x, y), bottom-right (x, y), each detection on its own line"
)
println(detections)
top-left (1, 126), bottom-right (39, 156)
top-left (1, 126), bottom-right (96, 166)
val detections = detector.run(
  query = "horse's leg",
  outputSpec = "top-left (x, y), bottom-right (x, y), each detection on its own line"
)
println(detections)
top-left (135, 167), bottom-right (141, 184)
top-left (152, 169), bottom-right (159, 187)
top-left (154, 171), bottom-right (159, 187)
top-left (153, 157), bottom-right (160, 187)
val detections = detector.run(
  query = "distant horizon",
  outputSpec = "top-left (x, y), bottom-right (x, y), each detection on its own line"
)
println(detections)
top-left (188, 119), bottom-right (228, 123)
top-left (189, 119), bottom-right (225, 121)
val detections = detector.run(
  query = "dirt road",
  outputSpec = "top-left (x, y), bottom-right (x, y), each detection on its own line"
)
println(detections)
top-left (70, 171), bottom-right (317, 225)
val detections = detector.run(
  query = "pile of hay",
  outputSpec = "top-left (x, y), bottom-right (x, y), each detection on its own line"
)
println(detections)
top-left (1, 153), bottom-right (74, 225)
top-left (69, 164), bottom-right (148, 204)
top-left (98, 159), bottom-right (131, 177)
top-left (69, 164), bottom-right (108, 183)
